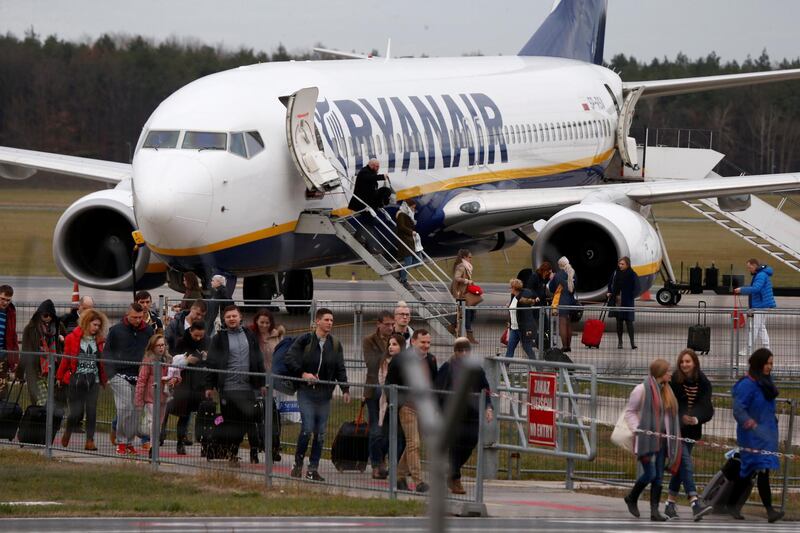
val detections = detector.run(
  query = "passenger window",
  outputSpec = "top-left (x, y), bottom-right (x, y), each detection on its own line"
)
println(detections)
top-left (229, 132), bottom-right (247, 158)
top-left (143, 130), bottom-right (179, 149)
top-left (526, 124), bottom-right (532, 143)
top-left (514, 125), bottom-right (521, 143)
top-left (183, 131), bottom-right (227, 150)
top-left (244, 131), bottom-right (265, 157)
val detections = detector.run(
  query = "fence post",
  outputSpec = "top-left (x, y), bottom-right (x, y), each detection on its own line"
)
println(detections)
top-left (475, 392), bottom-right (486, 504)
top-left (564, 369), bottom-right (575, 491)
top-left (729, 318), bottom-right (737, 380)
top-left (353, 304), bottom-right (363, 357)
top-left (481, 357), bottom-right (500, 480)
top-left (780, 398), bottom-right (795, 513)
top-left (151, 359), bottom-right (161, 469)
top-left (309, 300), bottom-right (318, 329)
top-left (158, 294), bottom-right (166, 326)
top-left (265, 373), bottom-right (274, 489)
top-left (537, 307), bottom-right (545, 357)
top-left (45, 351), bottom-right (56, 460)
top-left (388, 385), bottom-right (398, 500)
top-left (457, 300), bottom-right (466, 337)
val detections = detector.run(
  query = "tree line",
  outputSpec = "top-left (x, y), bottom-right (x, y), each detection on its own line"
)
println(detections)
top-left (1, 31), bottom-right (799, 189)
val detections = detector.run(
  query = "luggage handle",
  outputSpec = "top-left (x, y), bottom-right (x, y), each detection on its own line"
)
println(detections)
top-left (697, 300), bottom-right (707, 326)
top-left (3, 377), bottom-right (23, 405)
top-left (354, 400), bottom-right (366, 432)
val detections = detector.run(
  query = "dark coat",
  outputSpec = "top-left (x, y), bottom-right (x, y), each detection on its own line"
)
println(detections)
top-left (21, 300), bottom-right (66, 379)
top-left (362, 330), bottom-right (387, 398)
top-left (509, 289), bottom-right (536, 334)
top-left (0, 302), bottom-right (19, 368)
top-left (608, 268), bottom-right (640, 322)
top-left (433, 357), bottom-right (492, 421)
top-left (166, 310), bottom-right (191, 354)
top-left (395, 209), bottom-right (415, 260)
top-left (385, 348), bottom-right (438, 407)
top-left (60, 308), bottom-right (80, 334)
top-left (104, 318), bottom-right (153, 378)
top-left (172, 329), bottom-right (209, 415)
top-left (548, 271), bottom-right (578, 315)
top-left (205, 327), bottom-right (266, 393)
top-left (285, 332), bottom-right (349, 399)
top-left (206, 286), bottom-right (233, 330)
top-left (669, 371), bottom-right (714, 442)
top-left (348, 165), bottom-right (388, 211)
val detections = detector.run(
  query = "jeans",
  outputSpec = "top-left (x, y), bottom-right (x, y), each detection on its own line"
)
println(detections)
top-left (505, 328), bottom-right (534, 359)
top-left (668, 442), bottom-right (697, 498)
top-left (636, 445), bottom-right (667, 489)
top-left (464, 309), bottom-right (475, 331)
top-left (399, 256), bottom-right (415, 283)
top-left (365, 391), bottom-right (385, 467)
top-left (295, 388), bottom-right (332, 469)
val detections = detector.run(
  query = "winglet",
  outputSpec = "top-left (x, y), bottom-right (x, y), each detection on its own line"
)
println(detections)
top-left (518, 0), bottom-right (607, 65)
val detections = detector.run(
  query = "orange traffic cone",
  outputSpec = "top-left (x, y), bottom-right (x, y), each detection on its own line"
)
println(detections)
top-left (349, 271), bottom-right (357, 283)
top-left (640, 290), bottom-right (652, 302)
top-left (71, 282), bottom-right (80, 306)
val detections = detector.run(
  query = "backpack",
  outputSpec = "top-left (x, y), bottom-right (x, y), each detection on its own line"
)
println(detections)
top-left (271, 333), bottom-right (343, 395)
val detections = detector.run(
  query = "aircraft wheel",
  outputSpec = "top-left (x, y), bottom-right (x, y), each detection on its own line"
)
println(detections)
top-left (656, 288), bottom-right (674, 306)
top-left (283, 269), bottom-right (313, 315)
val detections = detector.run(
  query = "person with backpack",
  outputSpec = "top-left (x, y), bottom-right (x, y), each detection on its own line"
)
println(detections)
top-left (286, 307), bottom-right (350, 481)
top-left (56, 309), bottom-right (108, 451)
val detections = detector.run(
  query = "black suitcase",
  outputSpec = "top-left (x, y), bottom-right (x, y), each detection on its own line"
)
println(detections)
top-left (543, 347), bottom-right (574, 365)
top-left (195, 399), bottom-right (221, 458)
top-left (0, 379), bottom-right (24, 441)
top-left (687, 301), bottom-right (711, 354)
top-left (252, 397), bottom-right (281, 453)
top-left (17, 404), bottom-right (63, 445)
top-left (689, 264), bottom-right (703, 294)
top-left (704, 264), bottom-right (719, 290)
top-left (331, 403), bottom-right (369, 472)
top-left (702, 453), bottom-right (754, 514)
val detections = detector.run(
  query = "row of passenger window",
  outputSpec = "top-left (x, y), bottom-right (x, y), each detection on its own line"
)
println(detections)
top-left (142, 130), bottom-right (265, 159)
top-left (328, 117), bottom-right (614, 160)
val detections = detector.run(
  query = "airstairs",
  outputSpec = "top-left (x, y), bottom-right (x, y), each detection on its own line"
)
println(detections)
top-left (295, 206), bottom-right (457, 339)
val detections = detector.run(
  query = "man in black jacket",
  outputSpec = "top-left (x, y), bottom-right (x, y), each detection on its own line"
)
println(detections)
top-left (106, 303), bottom-right (153, 455)
top-left (385, 328), bottom-right (437, 492)
top-left (205, 305), bottom-right (266, 465)
top-left (166, 299), bottom-right (207, 354)
top-left (348, 159), bottom-right (391, 211)
top-left (286, 307), bottom-right (350, 481)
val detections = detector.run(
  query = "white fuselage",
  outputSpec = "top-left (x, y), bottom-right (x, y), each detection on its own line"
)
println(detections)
top-left (131, 56), bottom-right (622, 273)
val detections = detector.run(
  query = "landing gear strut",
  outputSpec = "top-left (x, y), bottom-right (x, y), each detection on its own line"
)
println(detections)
top-left (283, 269), bottom-right (313, 315)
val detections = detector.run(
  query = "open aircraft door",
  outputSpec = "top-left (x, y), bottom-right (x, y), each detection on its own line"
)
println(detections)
top-left (285, 87), bottom-right (342, 192)
top-left (616, 86), bottom-right (644, 170)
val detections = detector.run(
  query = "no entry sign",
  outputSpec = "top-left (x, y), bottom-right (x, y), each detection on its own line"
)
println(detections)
top-left (528, 371), bottom-right (557, 447)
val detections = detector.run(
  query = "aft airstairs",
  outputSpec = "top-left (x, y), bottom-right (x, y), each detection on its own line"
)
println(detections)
top-left (295, 205), bottom-right (457, 339)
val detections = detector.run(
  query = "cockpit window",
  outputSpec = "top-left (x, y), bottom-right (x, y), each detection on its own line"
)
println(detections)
top-left (244, 131), bottom-right (265, 157)
top-left (229, 132), bottom-right (247, 158)
top-left (143, 130), bottom-right (179, 149)
top-left (182, 131), bottom-right (227, 150)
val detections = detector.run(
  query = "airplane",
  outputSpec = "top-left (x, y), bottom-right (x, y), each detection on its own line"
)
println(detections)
top-left (1, 0), bottom-right (799, 313)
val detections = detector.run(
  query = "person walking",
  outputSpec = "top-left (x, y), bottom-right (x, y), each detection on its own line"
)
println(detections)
top-left (134, 334), bottom-right (175, 454)
top-left (731, 348), bottom-right (783, 523)
top-left (249, 308), bottom-right (284, 461)
top-left (450, 249), bottom-right (479, 344)
top-left (665, 349), bottom-right (713, 520)
top-left (166, 299), bottom-right (207, 354)
top-left (506, 278), bottom-right (536, 359)
top-left (395, 199), bottom-right (419, 289)
top-left (206, 275), bottom-right (234, 332)
top-left (180, 273), bottom-right (204, 310)
top-left (60, 295), bottom-right (94, 335)
top-left (525, 262), bottom-right (552, 348)
top-left (362, 310), bottom-right (394, 479)
top-left (105, 303), bottom-right (154, 455)
top-left (20, 299), bottom-right (65, 406)
top-left (548, 256), bottom-right (578, 352)
top-left (393, 302), bottom-right (415, 348)
top-left (135, 291), bottom-right (164, 333)
top-left (379, 333), bottom-right (406, 467)
top-left (734, 259), bottom-right (776, 351)
top-left (286, 308), bottom-right (351, 481)
top-left (56, 309), bottom-right (108, 451)
top-left (623, 358), bottom-right (682, 522)
top-left (607, 256), bottom-right (640, 350)
top-left (205, 305), bottom-right (267, 465)
top-left (166, 320), bottom-right (209, 454)
top-left (0, 284), bottom-right (19, 398)
top-left (434, 337), bottom-right (493, 495)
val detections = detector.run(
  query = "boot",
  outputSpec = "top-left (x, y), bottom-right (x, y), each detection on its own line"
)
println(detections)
top-left (176, 441), bottom-right (187, 455)
top-left (110, 428), bottom-right (117, 445)
top-left (616, 320), bottom-right (624, 349)
top-left (650, 485), bottom-right (669, 521)
top-left (84, 439), bottom-right (97, 451)
top-left (61, 430), bottom-right (71, 447)
top-left (466, 330), bottom-right (479, 345)
top-left (767, 508), bottom-right (785, 523)
top-left (624, 480), bottom-right (647, 518)
top-left (448, 478), bottom-right (466, 495)
top-left (628, 321), bottom-right (637, 350)
top-left (372, 466), bottom-right (388, 480)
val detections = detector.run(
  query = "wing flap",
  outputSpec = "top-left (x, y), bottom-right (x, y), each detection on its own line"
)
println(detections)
top-left (0, 146), bottom-right (130, 184)
top-left (624, 68), bottom-right (800, 99)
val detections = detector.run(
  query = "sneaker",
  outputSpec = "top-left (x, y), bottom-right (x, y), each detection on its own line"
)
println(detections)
top-left (290, 464), bottom-right (303, 478)
top-left (141, 442), bottom-right (152, 452)
top-left (272, 450), bottom-right (282, 462)
top-left (176, 442), bottom-right (187, 455)
top-left (305, 470), bottom-right (325, 482)
top-left (125, 444), bottom-right (137, 456)
top-left (665, 501), bottom-right (679, 519)
top-left (767, 509), bottom-right (785, 523)
top-left (691, 500), bottom-right (712, 522)
top-left (372, 466), bottom-right (388, 480)
top-left (415, 481), bottom-right (430, 493)
top-left (397, 479), bottom-right (409, 491)
top-left (116, 444), bottom-right (127, 456)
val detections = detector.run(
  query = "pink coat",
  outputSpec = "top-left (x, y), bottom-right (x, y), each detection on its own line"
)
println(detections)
top-left (134, 359), bottom-right (170, 407)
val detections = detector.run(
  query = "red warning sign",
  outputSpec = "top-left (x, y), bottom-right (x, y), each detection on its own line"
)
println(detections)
top-left (528, 372), bottom-right (557, 447)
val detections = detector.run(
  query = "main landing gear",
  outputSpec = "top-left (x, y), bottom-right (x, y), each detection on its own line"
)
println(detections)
top-left (242, 270), bottom-right (313, 315)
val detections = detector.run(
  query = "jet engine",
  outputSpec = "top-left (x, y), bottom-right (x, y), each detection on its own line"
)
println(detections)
top-left (53, 185), bottom-right (165, 291)
top-left (531, 203), bottom-right (661, 300)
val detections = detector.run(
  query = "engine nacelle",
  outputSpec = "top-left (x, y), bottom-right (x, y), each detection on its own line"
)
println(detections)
top-left (53, 186), bottom-right (165, 291)
top-left (531, 203), bottom-right (661, 300)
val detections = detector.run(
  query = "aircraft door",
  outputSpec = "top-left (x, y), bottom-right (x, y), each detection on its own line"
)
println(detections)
top-left (285, 87), bottom-right (342, 191)
top-left (616, 86), bottom-right (644, 170)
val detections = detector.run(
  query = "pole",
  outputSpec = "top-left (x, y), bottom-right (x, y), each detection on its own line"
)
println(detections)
top-left (388, 385), bottom-right (398, 501)
top-left (45, 351), bottom-right (56, 459)
top-left (131, 244), bottom-right (139, 301)
top-left (151, 360), bottom-right (161, 469)
top-left (780, 399), bottom-right (795, 513)
top-left (475, 392), bottom-right (486, 504)
top-left (265, 373), bottom-right (274, 489)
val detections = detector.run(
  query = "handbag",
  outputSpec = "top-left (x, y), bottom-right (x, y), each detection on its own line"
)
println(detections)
top-left (732, 295), bottom-right (747, 330)
top-left (412, 232), bottom-right (423, 253)
top-left (464, 283), bottom-right (484, 306)
top-left (610, 411), bottom-right (634, 453)
top-left (500, 328), bottom-right (509, 346)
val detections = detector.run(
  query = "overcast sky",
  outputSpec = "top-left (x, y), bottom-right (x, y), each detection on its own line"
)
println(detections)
top-left (1, 0), bottom-right (798, 63)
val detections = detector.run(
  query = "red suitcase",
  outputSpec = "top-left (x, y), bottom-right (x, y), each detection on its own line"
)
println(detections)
top-left (581, 319), bottom-right (605, 348)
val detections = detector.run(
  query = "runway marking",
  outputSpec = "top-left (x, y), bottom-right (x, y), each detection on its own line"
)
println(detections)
top-left (505, 499), bottom-right (606, 512)
top-left (0, 501), bottom-right (62, 506)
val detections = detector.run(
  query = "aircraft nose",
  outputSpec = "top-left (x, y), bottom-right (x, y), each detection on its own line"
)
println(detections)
top-left (133, 154), bottom-right (213, 250)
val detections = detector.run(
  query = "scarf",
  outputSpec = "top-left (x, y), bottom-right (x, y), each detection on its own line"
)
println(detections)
top-left (751, 372), bottom-right (779, 400)
top-left (398, 201), bottom-right (416, 221)
top-left (636, 376), bottom-right (682, 474)
top-left (558, 256), bottom-right (575, 293)
top-left (461, 259), bottom-right (473, 280)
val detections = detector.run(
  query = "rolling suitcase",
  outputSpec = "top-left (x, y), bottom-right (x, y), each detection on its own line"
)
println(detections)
top-left (331, 402), bottom-right (369, 472)
top-left (0, 379), bottom-right (24, 441)
top-left (195, 399), bottom-right (227, 459)
top-left (581, 305), bottom-right (608, 348)
top-left (543, 347), bottom-right (574, 365)
top-left (701, 452), bottom-right (754, 514)
top-left (689, 263), bottom-right (703, 294)
top-left (687, 301), bottom-right (711, 354)
top-left (17, 404), bottom-right (63, 445)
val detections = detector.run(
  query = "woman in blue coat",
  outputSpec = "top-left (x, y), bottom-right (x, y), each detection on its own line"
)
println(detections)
top-left (607, 256), bottom-right (640, 350)
top-left (731, 348), bottom-right (783, 523)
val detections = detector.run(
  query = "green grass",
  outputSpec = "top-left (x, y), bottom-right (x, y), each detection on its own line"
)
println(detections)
top-left (0, 448), bottom-right (423, 517)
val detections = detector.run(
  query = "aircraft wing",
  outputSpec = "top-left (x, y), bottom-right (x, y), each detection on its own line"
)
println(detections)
top-left (0, 146), bottom-right (130, 184)
top-left (313, 47), bottom-right (370, 60)
top-left (623, 68), bottom-right (800, 99)
top-left (442, 173), bottom-right (800, 234)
